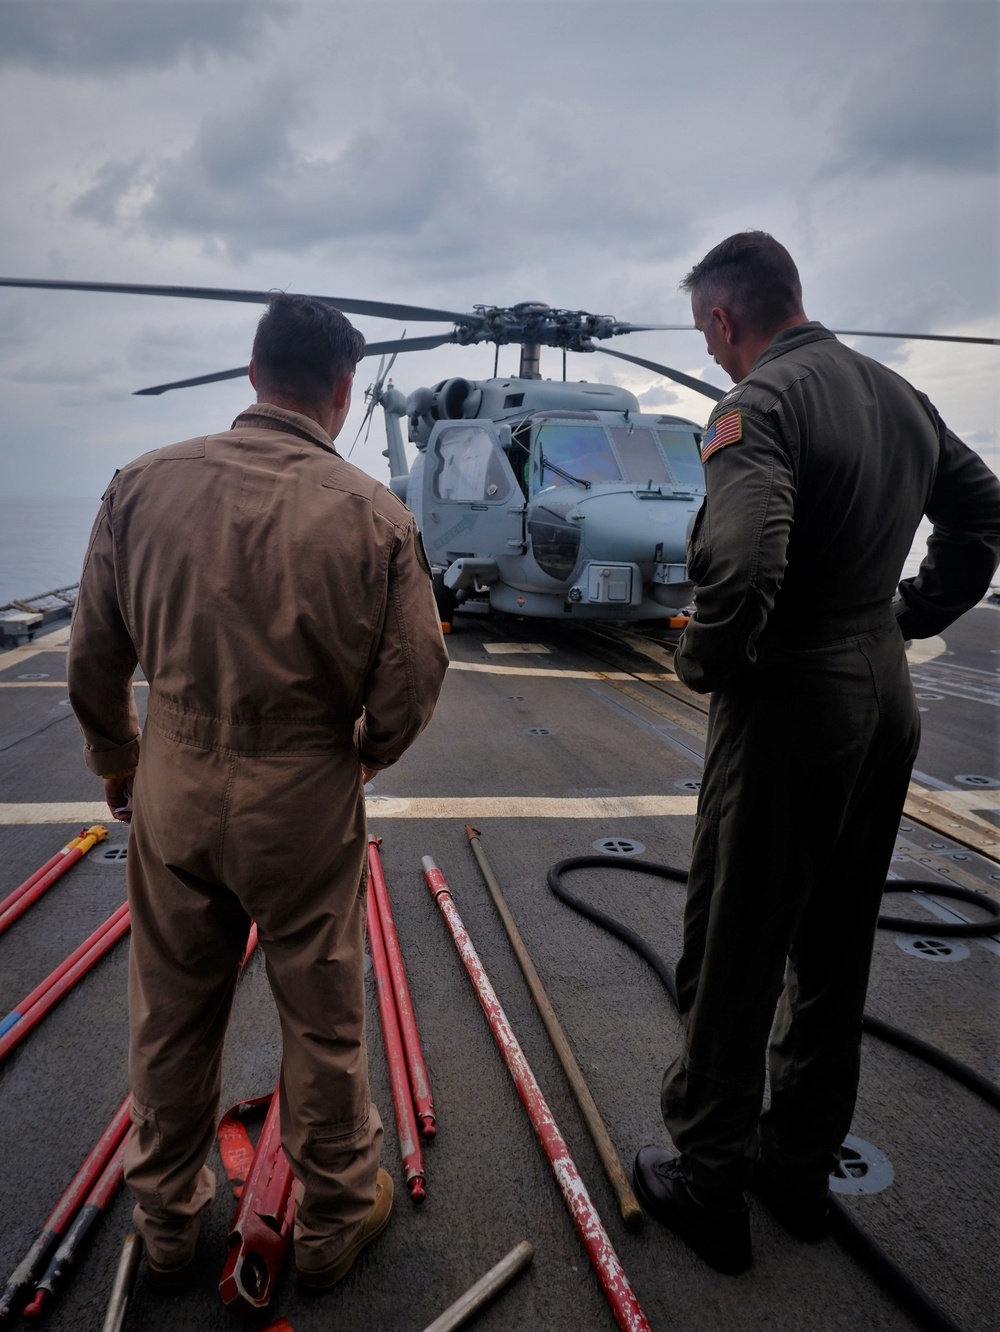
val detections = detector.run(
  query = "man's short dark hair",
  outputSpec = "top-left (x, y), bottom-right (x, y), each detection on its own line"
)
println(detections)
top-left (681, 231), bottom-right (803, 332)
top-left (252, 292), bottom-right (366, 402)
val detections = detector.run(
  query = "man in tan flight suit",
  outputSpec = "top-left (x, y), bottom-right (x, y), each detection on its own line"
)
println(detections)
top-left (68, 293), bottom-right (449, 1290)
top-left (632, 233), bottom-right (1000, 1274)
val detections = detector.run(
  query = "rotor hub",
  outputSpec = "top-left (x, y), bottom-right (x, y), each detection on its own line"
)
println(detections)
top-left (471, 304), bottom-right (615, 349)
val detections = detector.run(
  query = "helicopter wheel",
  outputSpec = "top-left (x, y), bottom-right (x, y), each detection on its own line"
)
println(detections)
top-left (432, 571), bottom-right (457, 633)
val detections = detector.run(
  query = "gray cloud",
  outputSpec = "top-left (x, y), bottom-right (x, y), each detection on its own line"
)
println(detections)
top-left (0, 1), bottom-right (289, 73)
top-left (72, 158), bottom-right (148, 226)
top-left (3, 356), bottom-right (118, 385)
top-left (831, 7), bottom-right (997, 174)
top-left (70, 73), bottom-right (699, 284)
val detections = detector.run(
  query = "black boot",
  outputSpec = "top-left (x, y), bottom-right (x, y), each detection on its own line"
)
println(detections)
top-left (633, 1146), bottom-right (751, 1275)
top-left (750, 1161), bottom-right (829, 1242)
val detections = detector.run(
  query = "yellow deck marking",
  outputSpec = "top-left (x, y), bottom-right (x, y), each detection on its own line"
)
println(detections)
top-left (0, 628), bottom-right (72, 668)
top-left (0, 795), bottom-right (700, 825)
top-left (483, 642), bottom-right (551, 655)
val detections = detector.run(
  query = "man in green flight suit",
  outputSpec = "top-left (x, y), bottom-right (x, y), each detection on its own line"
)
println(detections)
top-left (632, 232), bottom-right (1000, 1273)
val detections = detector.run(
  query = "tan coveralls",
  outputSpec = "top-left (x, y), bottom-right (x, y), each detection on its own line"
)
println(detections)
top-left (67, 402), bottom-right (449, 1271)
top-left (663, 325), bottom-right (1000, 1202)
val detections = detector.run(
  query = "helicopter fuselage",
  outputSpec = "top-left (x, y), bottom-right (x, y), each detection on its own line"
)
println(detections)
top-left (384, 375), bottom-right (706, 621)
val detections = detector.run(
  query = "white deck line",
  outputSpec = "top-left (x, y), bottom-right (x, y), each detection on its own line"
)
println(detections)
top-left (448, 661), bottom-right (671, 681)
top-left (0, 795), bottom-right (700, 825)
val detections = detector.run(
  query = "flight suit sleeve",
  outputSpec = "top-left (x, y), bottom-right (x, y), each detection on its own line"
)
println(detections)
top-left (66, 493), bottom-right (141, 775)
top-left (674, 406), bottom-right (795, 694)
top-left (356, 519), bottom-right (449, 770)
top-left (896, 407), bottom-right (1000, 639)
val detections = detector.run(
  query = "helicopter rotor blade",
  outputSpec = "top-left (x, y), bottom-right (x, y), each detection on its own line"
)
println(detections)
top-left (611, 323), bottom-right (696, 335)
top-left (362, 332), bottom-right (458, 357)
top-left (134, 332), bottom-right (456, 396)
top-left (830, 328), bottom-right (998, 346)
top-left (595, 346), bottom-right (726, 402)
top-left (134, 366), bottom-right (249, 396)
top-left (348, 395), bottom-right (378, 457)
top-left (0, 277), bottom-right (484, 327)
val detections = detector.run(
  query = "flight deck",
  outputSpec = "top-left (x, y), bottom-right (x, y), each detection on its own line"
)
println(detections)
top-left (0, 605), bottom-right (996, 1331)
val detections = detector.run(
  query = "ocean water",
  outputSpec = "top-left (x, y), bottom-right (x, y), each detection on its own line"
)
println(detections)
top-left (0, 496), bottom-right (935, 608)
top-left (0, 496), bottom-right (102, 605)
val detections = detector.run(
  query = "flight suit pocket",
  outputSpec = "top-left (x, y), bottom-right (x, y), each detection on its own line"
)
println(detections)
top-left (687, 503), bottom-right (710, 582)
top-left (237, 467), bottom-right (276, 514)
top-left (307, 1108), bottom-right (372, 1166)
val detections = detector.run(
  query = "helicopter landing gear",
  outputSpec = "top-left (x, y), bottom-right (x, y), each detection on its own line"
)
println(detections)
top-left (432, 571), bottom-right (457, 634)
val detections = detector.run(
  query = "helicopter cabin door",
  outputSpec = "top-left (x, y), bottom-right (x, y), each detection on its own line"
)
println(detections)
top-left (423, 422), bottom-right (520, 574)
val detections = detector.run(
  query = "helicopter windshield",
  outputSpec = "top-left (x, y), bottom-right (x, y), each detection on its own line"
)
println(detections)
top-left (533, 424), bottom-right (622, 493)
top-left (655, 429), bottom-right (704, 488)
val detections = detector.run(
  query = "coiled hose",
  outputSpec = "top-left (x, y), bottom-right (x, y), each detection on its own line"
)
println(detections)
top-left (547, 855), bottom-right (1000, 1332)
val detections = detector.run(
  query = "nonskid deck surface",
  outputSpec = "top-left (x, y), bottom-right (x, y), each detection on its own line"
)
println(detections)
top-left (0, 608), bottom-right (996, 1331)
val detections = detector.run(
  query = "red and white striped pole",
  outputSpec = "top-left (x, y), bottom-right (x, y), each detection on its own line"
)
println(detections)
top-left (422, 857), bottom-right (651, 1332)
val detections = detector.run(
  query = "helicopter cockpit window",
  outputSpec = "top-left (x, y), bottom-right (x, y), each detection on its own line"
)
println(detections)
top-left (655, 430), bottom-right (704, 488)
top-left (533, 424), bottom-right (622, 492)
top-left (608, 426), bottom-right (672, 485)
top-left (432, 425), bottom-right (511, 503)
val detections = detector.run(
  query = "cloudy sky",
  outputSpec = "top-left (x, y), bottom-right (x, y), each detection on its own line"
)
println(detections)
top-left (0, 0), bottom-right (996, 497)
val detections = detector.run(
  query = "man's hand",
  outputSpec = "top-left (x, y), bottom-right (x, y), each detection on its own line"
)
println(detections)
top-left (361, 763), bottom-right (379, 785)
top-left (103, 775), bottom-right (134, 824)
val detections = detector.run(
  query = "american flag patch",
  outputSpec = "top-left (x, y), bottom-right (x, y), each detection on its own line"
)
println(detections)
top-left (701, 410), bottom-right (742, 462)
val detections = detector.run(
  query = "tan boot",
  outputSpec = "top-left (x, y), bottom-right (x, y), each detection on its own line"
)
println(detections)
top-left (295, 1168), bottom-right (394, 1291)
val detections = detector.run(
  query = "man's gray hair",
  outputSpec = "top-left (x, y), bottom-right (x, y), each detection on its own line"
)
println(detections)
top-left (681, 231), bottom-right (803, 332)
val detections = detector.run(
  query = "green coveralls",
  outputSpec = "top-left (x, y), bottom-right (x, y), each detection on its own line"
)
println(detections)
top-left (662, 323), bottom-right (1000, 1201)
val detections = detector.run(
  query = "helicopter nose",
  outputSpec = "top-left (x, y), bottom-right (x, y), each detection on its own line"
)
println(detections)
top-left (575, 490), bottom-right (694, 566)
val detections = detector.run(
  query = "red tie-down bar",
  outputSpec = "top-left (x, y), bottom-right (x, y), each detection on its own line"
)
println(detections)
top-left (366, 842), bottom-right (426, 1201)
top-left (218, 1085), bottom-right (296, 1313)
top-left (0, 825), bottom-right (108, 938)
top-left (368, 838), bottom-right (436, 1138)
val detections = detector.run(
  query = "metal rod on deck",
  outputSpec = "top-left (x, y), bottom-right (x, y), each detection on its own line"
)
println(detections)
top-left (368, 838), bottom-right (436, 1137)
top-left (22, 1138), bottom-right (128, 1318)
top-left (367, 874), bottom-right (426, 1200)
top-left (99, 1232), bottom-right (142, 1332)
top-left (422, 856), bottom-right (651, 1332)
top-left (0, 904), bottom-right (131, 1059)
top-left (0, 826), bottom-right (108, 938)
top-left (465, 826), bottom-right (643, 1229)
top-left (0, 1096), bottom-right (132, 1326)
top-left (422, 1239), bottom-right (535, 1332)
top-left (0, 833), bottom-right (85, 916)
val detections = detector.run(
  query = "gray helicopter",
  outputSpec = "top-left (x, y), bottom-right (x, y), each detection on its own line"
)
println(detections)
top-left (354, 309), bottom-right (712, 625)
top-left (2, 279), bottom-right (993, 627)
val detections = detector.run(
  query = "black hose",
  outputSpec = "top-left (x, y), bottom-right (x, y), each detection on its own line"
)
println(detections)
top-left (547, 854), bottom-right (998, 1332)
top-left (879, 881), bottom-right (1000, 936)
top-left (827, 1199), bottom-right (965, 1332)
top-left (547, 856), bottom-right (683, 1009)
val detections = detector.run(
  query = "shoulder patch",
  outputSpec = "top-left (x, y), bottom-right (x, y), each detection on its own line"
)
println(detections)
top-left (701, 410), bottom-right (742, 462)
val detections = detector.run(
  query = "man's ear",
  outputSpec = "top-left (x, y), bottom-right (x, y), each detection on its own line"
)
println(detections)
top-left (248, 358), bottom-right (258, 391)
top-left (711, 306), bottom-right (737, 346)
top-left (334, 370), bottom-right (355, 412)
